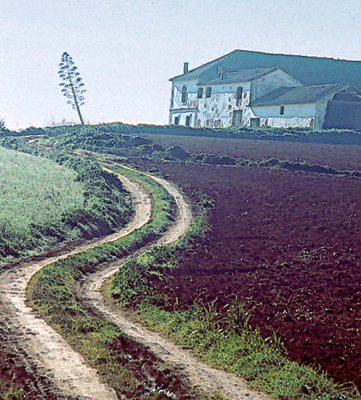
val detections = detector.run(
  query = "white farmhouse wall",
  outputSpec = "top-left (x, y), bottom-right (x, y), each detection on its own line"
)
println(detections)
top-left (197, 83), bottom-right (251, 128)
top-left (170, 78), bottom-right (199, 127)
top-left (172, 79), bottom-right (199, 110)
top-left (169, 69), bottom-right (333, 130)
top-left (252, 103), bottom-right (317, 128)
top-left (169, 111), bottom-right (197, 127)
top-left (251, 69), bottom-right (301, 101)
top-left (260, 116), bottom-right (313, 128)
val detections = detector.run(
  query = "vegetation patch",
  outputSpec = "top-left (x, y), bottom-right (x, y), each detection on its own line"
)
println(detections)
top-left (0, 378), bottom-right (25, 400)
top-left (0, 146), bottom-right (83, 264)
top-left (0, 140), bottom-right (132, 265)
top-left (44, 122), bottom-right (361, 145)
top-left (4, 121), bottom-right (360, 151)
top-left (46, 124), bottom-right (165, 158)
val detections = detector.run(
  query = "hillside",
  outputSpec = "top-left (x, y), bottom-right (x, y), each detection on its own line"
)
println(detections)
top-left (0, 147), bottom-right (84, 262)
top-left (0, 142), bottom-right (132, 265)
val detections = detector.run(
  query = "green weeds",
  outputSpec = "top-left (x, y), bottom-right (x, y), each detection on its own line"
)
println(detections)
top-left (0, 378), bottom-right (26, 400)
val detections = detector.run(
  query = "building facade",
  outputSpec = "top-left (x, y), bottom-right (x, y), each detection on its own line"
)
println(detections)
top-left (169, 50), bottom-right (361, 130)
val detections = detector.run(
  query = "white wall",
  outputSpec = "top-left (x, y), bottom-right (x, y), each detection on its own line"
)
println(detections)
top-left (252, 103), bottom-right (317, 128)
top-left (197, 82), bottom-right (251, 128)
top-left (169, 110), bottom-right (197, 127)
top-left (194, 70), bottom-right (301, 128)
top-left (171, 79), bottom-right (199, 110)
top-left (169, 70), bottom-right (323, 129)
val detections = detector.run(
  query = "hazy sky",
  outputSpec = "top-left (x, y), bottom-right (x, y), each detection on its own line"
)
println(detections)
top-left (1, 0), bottom-right (361, 129)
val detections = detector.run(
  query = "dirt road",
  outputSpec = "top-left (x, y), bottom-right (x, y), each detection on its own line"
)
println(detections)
top-left (0, 162), bottom-right (270, 399)
top-left (81, 165), bottom-right (270, 400)
top-left (0, 167), bottom-right (151, 399)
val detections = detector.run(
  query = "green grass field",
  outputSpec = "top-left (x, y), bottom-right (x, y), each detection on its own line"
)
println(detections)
top-left (0, 146), bottom-right (84, 261)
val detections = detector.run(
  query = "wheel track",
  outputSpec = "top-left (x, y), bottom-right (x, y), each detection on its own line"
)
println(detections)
top-left (0, 166), bottom-right (152, 399)
top-left (80, 164), bottom-right (271, 400)
top-left (0, 159), bottom-right (271, 399)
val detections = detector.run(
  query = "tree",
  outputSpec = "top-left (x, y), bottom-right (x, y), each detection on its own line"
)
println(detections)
top-left (58, 52), bottom-right (86, 125)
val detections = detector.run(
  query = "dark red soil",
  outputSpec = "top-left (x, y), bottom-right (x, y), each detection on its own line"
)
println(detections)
top-left (146, 134), bottom-right (361, 170)
top-left (109, 336), bottom-right (196, 399)
top-left (0, 324), bottom-right (57, 399)
top-left (134, 159), bottom-right (361, 388)
top-left (83, 298), bottom-right (197, 399)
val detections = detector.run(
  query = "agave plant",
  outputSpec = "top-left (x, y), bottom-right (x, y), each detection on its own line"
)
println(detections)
top-left (58, 52), bottom-right (86, 125)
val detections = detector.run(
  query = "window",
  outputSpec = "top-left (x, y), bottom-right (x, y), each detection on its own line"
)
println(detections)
top-left (181, 85), bottom-right (187, 104)
top-left (250, 117), bottom-right (260, 128)
top-left (185, 115), bottom-right (191, 127)
top-left (206, 87), bottom-right (212, 98)
top-left (174, 116), bottom-right (179, 125)
top-left (236, 86), bottom-right (243, 102)
top-left (280, 105), bottom-right (285, 115)
top-left (197, 87), bottom-right (203, 99)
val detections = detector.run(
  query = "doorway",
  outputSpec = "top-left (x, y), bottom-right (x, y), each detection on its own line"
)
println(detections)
top-left (231, 110), bottom-right (242, 126)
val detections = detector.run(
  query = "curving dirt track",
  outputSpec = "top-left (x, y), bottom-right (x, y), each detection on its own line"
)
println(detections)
top-left (80, 165), bottom-right (271, 400)
top-left (0, 162), bottom-right (270, 399)
top-left (0, 167), bottom-right (151, 399)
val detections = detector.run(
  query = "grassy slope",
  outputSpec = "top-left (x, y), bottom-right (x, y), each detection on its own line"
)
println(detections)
top-left (0, 147), bottom-right (83, 230)
top-left (0, 140), bottom-right (133, 265)
top-left (0, 147), bottom-right (84, 262)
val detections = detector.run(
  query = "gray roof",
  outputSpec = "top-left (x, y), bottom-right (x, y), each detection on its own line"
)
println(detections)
top-left (197, 67), bottom-right (277, 86)
top-left (170, 49), bottom-right (361, 88)
top-left (252, 84), bottom-right (345, 106)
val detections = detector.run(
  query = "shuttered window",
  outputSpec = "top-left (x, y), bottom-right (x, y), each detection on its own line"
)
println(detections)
top-left (236, 86), bottom-right (243, 101)
top-left (181, 85), bottom-right (187, 104)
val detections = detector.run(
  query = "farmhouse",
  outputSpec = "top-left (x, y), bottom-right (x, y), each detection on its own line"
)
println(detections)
top-left (169, 50), bottom-right (361, 130)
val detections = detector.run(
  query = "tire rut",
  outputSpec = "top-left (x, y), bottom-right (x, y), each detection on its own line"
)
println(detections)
top-left (0, 167), bottom-right (152, 399)
top-left (80, 165), bottom-right (271, 400)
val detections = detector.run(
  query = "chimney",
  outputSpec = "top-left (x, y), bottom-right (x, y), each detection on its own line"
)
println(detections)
top-left (183, 62), bottom-right (189, 74)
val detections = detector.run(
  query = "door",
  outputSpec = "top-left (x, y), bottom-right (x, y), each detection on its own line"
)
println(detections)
top-left (232, 110), bottom-right (242, 126)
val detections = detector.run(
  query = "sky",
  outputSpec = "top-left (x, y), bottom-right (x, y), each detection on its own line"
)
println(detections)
top-left (1, 0), bottom-right (361, 130)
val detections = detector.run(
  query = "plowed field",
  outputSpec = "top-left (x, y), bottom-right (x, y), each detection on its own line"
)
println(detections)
top-left (144, 134), bottom-right (361, 170)
top-left (133, 159), bottom-right (361, 387)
